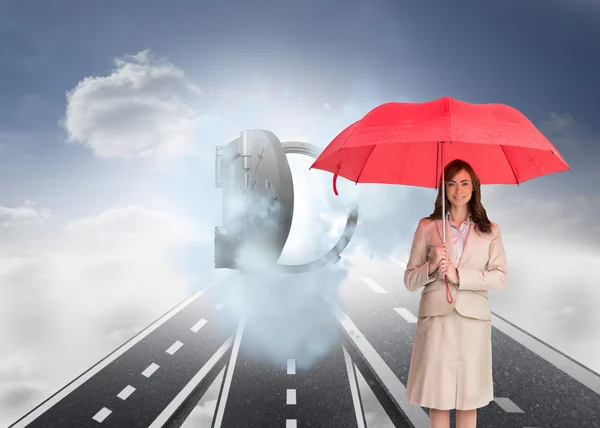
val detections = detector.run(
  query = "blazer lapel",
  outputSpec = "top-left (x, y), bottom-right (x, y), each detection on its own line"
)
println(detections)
top-left (457, 221), bottom-right (477, 268)
top-left (435, 219), bottom-right (457, 266)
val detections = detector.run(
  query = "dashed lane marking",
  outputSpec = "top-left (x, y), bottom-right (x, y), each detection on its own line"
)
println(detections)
top-left (92, 407), bottom-right (111, 423)
top-left (8, 275), bottom-right (228, 428)
top-left (286, 389), bottom-right (296, 405)
top-left (388, 255), bottom-right (407, 269)
top-left (394, 308), bottom-right (418, 323)
top-left (361, 278), bottom-right (387, 294)
top-left (148, 337), bottom-right (233, 428)
top-left (166, 341), bottom-right (183, 355)
top-left (287, 359), bottom-right (296, 375)
top-left (493, 397), bottom-right (524, 413)
top-left (116, 385), bottom-right (135, 401)
top-left (191, 318), bottom-right (208, 333)
top-left (142, 363), bottom-right (159, 378)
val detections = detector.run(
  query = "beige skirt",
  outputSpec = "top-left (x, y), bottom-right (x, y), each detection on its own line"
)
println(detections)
top-left (406, 308), bottom-right (493, 410)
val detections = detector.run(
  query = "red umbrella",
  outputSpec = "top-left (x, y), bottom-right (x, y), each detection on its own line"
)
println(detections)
top-left (310, 96), bottom-right (571, 302)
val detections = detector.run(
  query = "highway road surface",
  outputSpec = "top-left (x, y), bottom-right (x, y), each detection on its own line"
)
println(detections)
top-left (8, 258), bottom-right (600, 428)
top-left (213, 299), bottom-right (364, 428)
top-left (336, 255), bottom-right (600, 428)
top-left (9, 278), bottom-right (237, 428)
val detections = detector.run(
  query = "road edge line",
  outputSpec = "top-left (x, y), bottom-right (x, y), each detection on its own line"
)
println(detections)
top-left (211, 319), bottom-right (245, 428)
top-left (325, 295), bottom-right (430, 428)
top-left (342, 345), bottom-right (367, 428)
top-left (9, 273), bottom-right (228, 428)
top-left (491, 312), bottom-right (600, 395)
top-left (148, 336), bottom-right (234, 427)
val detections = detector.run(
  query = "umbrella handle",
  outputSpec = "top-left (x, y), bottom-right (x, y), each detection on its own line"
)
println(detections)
top-left (445, 277), bottom-right (454, 303)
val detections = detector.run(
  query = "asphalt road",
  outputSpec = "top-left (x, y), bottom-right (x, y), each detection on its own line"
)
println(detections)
top-left (9, 278), bottom-right (237, 428)
top-left (215, 298), bottom-right (364, 428)
top-left (337, 255), bottom-right (600, 428)
top-left (10, 259), bottom-right (600, 428)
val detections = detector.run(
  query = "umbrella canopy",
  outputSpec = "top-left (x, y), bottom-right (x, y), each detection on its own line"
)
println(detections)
top-left (310, 96), bottom-right (571, 304)
top-left (310, 96), bottom-right (570, 194)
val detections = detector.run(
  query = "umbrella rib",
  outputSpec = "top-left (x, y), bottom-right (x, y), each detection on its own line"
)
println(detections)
top-left (500, 145), bottom-right (520, 185)
top-left (354, 145), bottom-right (377, 184)
top-left (435, 141), bottom-right (440, 188)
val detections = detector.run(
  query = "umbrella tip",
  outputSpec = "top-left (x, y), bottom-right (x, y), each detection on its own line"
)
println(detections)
top-left (333, 172), bottom-right (339, 196)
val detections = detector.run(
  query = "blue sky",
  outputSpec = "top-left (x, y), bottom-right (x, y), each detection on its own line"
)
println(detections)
top-left (0, 0), bottom-right (599, 425)
top-left (1, 0), bottom-right (599, 194)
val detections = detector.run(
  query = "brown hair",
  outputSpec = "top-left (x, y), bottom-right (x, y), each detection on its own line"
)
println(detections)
top-left (427, 159), bottom-right (492, 234)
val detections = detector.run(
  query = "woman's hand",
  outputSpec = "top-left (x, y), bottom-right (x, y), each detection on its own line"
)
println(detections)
top-left (439, 259), bottom-right (459, 284)
top-left (428, 243), bottom-right (449, 268)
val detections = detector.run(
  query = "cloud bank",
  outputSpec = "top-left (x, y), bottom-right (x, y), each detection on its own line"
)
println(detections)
top-left (0, 205), bottom-right (201, 425)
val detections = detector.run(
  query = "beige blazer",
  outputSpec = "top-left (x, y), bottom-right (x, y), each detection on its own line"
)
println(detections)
top-left (404, 217), bottom-right (508, 320)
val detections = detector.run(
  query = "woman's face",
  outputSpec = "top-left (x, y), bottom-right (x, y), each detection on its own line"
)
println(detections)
top-left (446, 168), bottom-right (473, 208)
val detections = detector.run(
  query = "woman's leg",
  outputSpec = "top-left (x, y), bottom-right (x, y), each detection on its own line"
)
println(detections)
top-left (456, 409), bottom-right (477, 428)
top-left (429, 409), bottom-right (450, 428)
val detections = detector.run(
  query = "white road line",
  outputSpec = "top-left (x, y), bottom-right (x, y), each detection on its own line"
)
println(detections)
top-left (394, 308), bottom-right (417, 323)
top-left (343, 346), bottom-right (366, 428)
top-left (116, 385), bottom-right (136, 401)
top-left (9, 275), bottom-right (227, 428)
top-left (92, 407), bottom-right (111, 423)
top-left (325, 295), bottom-right (430, 428)
top-left (286, 389), bottom-right (297, 405)
top-left (142, 363), bottom-right (159, 378)
top-left (493, 397), bottom-right (524, 413)
top-left (166, 341), bottom-right (183, 355)
top-left (216, 301), bottom-right (225, 310)
top-left (388, 255), bottom-right (407, 268)
top-left (190, 318), bottom-right (208, 333)
top-left (491, 312), bottom-right (600, 395)
top-left (148, 337), bottom-right (233, 428)
top-left (361, 277), bottom-right (387, 294)
top-left (212, 320), bottom-right (245, 428)
top-left (286, 420), bottom-right (297, 428)
top-left (287, 359), bottom-right (296, 375)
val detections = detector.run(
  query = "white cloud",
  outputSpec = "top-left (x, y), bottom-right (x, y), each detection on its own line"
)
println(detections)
top-left (540, 112), bottom-right (576, 134)
top-left (481, 191), bottom-right (600, 371)
top-left (0, 205), bottom-right (203, 426)
top-left (487, 191), bottom-right (600, 251)
top-left (63, 205), bottom-right (202, 245)
top-left (0, 353), bottom-right (36, 377)
top-left (0, 381), bottom-right (51, 421)
top-left (0, 256), bottom-right (39, 277)
top-left (62, 49), bottom-right (204, 159)
top-left (490, 234), bottom-right (600, 373)
top-left (0, 201), bottom-right (50, 226)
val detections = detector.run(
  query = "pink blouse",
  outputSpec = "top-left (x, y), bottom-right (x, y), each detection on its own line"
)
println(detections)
top-left (447, 212), bottom-right (471, 264)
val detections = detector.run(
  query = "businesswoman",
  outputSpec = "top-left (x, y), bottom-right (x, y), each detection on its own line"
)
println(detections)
top-left (404, 159), bottom-right (508, 428)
